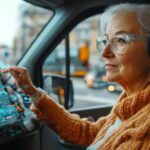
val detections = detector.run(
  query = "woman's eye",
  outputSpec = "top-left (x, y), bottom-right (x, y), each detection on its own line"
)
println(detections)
top-left (102, 39), bottom-right (107, 45)
top-left (116, 37), bottom-right (126, 45)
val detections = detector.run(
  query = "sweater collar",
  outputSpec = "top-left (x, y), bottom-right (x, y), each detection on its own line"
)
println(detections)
top-left (114, 84), bottom-right (150, 121)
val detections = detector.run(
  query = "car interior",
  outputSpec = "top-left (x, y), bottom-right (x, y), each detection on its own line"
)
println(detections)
top-left (0, 0), bottom-right (149, 150)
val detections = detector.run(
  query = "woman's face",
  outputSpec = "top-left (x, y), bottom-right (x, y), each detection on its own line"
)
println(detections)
top-left (102, 12), bottom-right (150, 86)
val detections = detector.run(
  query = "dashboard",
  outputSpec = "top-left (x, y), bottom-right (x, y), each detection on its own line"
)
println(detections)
top-left (0, 72), bottom-right (39, 145)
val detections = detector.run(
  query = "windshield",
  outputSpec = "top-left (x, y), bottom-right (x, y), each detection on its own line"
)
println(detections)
top-left (0, 0), bottom-right (53, 65)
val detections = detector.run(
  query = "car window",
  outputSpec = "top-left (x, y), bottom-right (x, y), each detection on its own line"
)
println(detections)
top-left (0, 0), bottom-right (53, 65)
top-left (42, 14), bottom-right (122, 109)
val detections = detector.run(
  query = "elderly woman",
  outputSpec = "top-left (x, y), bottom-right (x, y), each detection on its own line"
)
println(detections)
top-left (2, 3), bottom-right (150, 150)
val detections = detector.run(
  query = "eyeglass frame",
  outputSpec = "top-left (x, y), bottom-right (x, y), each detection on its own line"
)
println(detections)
top-left (96, 33), bottom-right (149, 54)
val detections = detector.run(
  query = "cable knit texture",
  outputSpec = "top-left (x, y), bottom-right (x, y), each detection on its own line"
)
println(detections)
top-left (31, 85), bottom-right (150, 150)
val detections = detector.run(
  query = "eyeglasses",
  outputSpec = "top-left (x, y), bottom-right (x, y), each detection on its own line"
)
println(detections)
top-left (96, 34), bottom-right (148, 54)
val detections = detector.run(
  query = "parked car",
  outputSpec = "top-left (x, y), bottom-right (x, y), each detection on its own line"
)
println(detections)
top-left (84, 65), bottom-right (107, 88)
top-left (106, 82), bottom-right (123, 93)
top-left (84, 65), bottom-right (122, 93)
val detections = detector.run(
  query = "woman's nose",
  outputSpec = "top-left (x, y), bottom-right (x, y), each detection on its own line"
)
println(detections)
top-left (101, 44), bottom-right (114, 58)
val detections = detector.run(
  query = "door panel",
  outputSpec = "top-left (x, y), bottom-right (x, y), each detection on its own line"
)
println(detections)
top-left (0, 131), bottom-right (41, 150)
top-left (40, 105), bottom-right (111, 150)
top-left (41, 126), bottom-right (86, 150)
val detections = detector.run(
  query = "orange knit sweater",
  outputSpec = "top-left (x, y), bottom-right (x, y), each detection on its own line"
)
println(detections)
top-left (31, 85), bottom-right (150, 150)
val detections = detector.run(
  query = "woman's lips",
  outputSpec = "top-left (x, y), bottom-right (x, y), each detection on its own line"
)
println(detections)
top-left (105, 63), bottom-right (117, 69)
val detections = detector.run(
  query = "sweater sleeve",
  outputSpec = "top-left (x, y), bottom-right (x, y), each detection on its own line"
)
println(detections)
top-left (30, 93), bottom-right (108, 146)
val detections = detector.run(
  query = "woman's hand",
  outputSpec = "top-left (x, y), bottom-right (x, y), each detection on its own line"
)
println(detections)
top-left (1, 66), bottom-right (37, 96)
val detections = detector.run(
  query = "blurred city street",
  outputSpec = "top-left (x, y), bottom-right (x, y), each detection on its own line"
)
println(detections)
top-left (71, 77), bottom-right (120, 109)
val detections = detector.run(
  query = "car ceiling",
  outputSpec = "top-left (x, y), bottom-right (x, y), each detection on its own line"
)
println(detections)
top-left (23, 0), bottom-right (65, 9)
top-left (23, 0), bottom-right (150, 10)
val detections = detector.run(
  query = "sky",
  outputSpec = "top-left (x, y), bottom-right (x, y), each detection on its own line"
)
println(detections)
top-left (0, 0), bottom-right (20, 47)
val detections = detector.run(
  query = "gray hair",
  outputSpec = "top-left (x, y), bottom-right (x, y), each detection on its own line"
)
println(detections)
top-left (100, 3), bottom-right (150, 35)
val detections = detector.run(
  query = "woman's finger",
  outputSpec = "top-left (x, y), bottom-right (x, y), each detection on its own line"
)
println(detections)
top-left (0, 68), bottom-right (10, 73)
top-left (1, 66), bottom-right (32, 86)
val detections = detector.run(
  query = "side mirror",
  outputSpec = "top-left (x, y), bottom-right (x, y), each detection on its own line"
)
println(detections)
top-left (43, 74), bottom-right (74, 109)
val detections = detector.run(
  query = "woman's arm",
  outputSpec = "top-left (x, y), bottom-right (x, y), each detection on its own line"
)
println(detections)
top-left (31, 93), bottom-right (108, 146)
